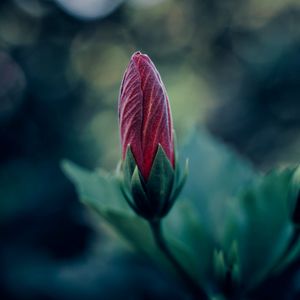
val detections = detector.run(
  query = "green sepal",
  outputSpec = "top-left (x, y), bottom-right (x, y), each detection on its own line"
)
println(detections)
top-left (170, 158), bottom-right (188, 203)
top-left (146, 144), bottom-right (175, 218)
top-left (131, 166), bottom-right (152, 218)
top-left (118, 146), bottom-right (138, 211)
top-left (162, 132), bottom-right (189, 215)
top-left (172, 129), bottom-right (179, 165)
top-left (117, 170), bottom-right (133, 205)
top-left (116, 160), bottom-right (131, 200)
top-left (119, 142), bottom-right (188, 220)
top-left (123, 145), bottom-right (136, 188)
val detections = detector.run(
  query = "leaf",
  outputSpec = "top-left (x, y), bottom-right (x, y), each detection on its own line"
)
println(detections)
top-left (275, 231), bottom-right (300, 272)
top-left (63, 129), bottom-right (294, 295)
top-left (229, 168), bottom-right (295, 291)
top-left (165, 202), bottom-right (215, 287)
top-left (62, 160), bottom-right (132, 214)
top-left (163, 129), bottom-right (257, 286)
top-left (164, 130), bottom-right (297, 293)
top-left (61, 159), bottom-right (200, 280)
top-left (179, 129), bottom-right (257, 243)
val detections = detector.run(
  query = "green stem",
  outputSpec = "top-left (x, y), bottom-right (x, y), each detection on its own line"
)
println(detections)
top-left (150, 220), bottom-right (209, 300)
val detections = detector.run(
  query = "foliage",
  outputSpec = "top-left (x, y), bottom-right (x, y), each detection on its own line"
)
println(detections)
top-left (62, 129), bottom-right (300, 299)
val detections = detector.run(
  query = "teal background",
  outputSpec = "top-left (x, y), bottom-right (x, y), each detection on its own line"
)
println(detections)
top-left (1, 0), bottom-right (300, 299)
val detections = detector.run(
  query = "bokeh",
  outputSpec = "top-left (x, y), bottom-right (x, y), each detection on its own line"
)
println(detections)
top-left (1, 0), bottom-right (300, 299)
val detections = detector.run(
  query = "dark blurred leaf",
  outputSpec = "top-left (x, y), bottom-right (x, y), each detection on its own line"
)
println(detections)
top-left (229, 168), bottom-right (295, 291)
top-left (164, 129), bottom-right (257, 287)
top-left (179, 129), bottom-right (257, 242)
top-left (62, 160), bottom-right (199, 280)
top-left (62, 129), bottom-right (300, 298)
top-left (62, 160), bottom-right (131, 213)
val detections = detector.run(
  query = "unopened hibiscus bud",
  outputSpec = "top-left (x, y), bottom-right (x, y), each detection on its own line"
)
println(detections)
top-left (119, 51), bottom-right (174, 179)
top-left (118, 51), bottom-right (186, 220)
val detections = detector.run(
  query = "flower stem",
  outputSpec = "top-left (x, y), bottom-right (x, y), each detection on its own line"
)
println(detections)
top-left (149, 220), bottom-right (209, 300)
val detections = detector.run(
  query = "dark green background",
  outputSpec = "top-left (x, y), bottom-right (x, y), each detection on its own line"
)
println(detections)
top-left (1, 0), bottom-right (300, 299)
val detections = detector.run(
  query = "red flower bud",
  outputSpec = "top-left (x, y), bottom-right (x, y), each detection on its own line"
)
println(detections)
top-left (119, 51), bottom-right (174, 180)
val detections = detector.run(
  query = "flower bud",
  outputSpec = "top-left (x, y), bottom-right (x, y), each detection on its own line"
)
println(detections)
top-left (118, 51), bottom-right (186, 220)
top-left (119, 51), bottom-right (174, 180)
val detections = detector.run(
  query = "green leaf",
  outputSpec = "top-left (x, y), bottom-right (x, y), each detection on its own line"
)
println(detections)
top-left (63, 128), bottom-right (295, 296)
top-left (165, 202), bottom-right (215, 286)
top-left (61, 159), bottom-right (199, 280)
top-left (62, 160), bottom-right (132, 214)
top-left (229, 168), bottom-right (295, 290)
top-left (179, 129), bottom-right (257, 244)
top-left (165, 129), bottom-right (257, 286)
top-left (275, 231), bottom-right (300, 272)
top-left (62, 160), bottom-right (171, 269)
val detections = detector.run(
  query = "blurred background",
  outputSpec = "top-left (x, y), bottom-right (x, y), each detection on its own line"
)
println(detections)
top-left (0, 0), bottom-right (300, 299)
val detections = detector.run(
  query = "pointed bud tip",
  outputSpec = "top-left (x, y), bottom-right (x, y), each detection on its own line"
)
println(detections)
top-left (131, 51), bottom-right (151, 65)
